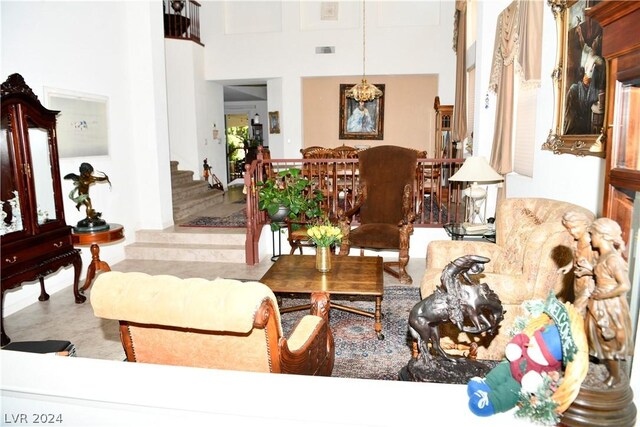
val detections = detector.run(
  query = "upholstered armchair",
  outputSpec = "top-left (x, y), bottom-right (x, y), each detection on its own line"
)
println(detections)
top-left (91, 272), bottom-right (334, 376)
top-left (420, 198), bottom-right (594, 360)
top-left (338, 145), bottom-right (418, 284)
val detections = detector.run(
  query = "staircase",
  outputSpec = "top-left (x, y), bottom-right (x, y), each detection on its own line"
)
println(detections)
top-left (170, 160), bottom-right (224, 223)
top-left (122, 161), bottom-right (247, 264)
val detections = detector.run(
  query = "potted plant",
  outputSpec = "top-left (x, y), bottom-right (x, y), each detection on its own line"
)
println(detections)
top-left (257, 168), bottom-right (324, 231)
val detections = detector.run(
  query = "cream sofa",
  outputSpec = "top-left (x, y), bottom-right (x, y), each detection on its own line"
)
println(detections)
top-left (91, 272), bottom-right (334, 375)
top-left (420, 198), bottom-right (594, 360)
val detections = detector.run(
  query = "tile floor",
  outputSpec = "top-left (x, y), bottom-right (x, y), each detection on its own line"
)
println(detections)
top-left (3, 196), bottom-right (426, 361)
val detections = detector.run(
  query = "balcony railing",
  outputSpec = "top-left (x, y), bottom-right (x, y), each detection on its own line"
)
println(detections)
top-left (243, 148), bottom-right (467, 264)
top-left (163, 0), bottom-right (201, 45)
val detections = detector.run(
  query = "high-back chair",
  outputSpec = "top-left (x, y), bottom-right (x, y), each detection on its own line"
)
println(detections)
top-left (420, 198), bottom-right (595, 360)
top-left (91, 272), bottom-right (334, 375)
top-left (337, 145), bottom-right (418, 284)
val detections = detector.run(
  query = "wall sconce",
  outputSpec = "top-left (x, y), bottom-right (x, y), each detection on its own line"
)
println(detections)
top-left (212, 123), bottom-right (219, 140)
top-left (253, 113), bottom-right (260, 125)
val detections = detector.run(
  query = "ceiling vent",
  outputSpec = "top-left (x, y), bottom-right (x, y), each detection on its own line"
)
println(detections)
top-left (315, 46), bottom-right (335, 54)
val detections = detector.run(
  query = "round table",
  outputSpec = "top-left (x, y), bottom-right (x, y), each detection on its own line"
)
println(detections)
top-left (71, 223), bottom-right (125, 292)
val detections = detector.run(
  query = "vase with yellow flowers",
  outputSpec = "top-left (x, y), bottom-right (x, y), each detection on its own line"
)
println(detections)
top-left (307, 219), bottom-right (343, 273)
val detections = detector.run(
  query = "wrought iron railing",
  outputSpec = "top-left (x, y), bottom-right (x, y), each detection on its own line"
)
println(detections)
top-left (163, 0), bottom-right (201, 45)
top-left (243, 148), bottom-right (466, 264)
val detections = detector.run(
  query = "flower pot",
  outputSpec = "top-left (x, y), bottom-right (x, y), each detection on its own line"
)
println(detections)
top-left (315, 246), bottom-right (332, 273)
top-left (269, 205), bottom-right (290, 227)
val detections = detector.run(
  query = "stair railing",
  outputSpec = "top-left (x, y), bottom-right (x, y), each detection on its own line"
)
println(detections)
top-left (243, 147), bottom-right (465, 265)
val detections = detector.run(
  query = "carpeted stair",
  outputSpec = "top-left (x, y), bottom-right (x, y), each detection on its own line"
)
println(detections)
top-left (171, 160), bottom-right (224, 224)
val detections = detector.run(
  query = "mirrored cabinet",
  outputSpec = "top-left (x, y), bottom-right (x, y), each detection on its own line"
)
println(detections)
top-left (1, 74), bottom-right (83, 346)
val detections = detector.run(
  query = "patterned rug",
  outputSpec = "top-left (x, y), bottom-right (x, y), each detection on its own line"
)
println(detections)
top-left (280, 286), bottom-right (419, 381)
top-left (179, 208), bottom-right (246, 228)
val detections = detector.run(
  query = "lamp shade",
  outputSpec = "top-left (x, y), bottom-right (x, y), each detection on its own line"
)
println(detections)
top-left (449, 156), bottom-right (503, 183)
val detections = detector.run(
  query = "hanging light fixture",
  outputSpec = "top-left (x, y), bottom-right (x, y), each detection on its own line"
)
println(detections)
top-left (346, 0), bottom-right (382, 102)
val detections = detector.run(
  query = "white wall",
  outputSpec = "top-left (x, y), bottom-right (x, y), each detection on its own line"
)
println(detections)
top-left (1, 1), bottom-right (172, 314)
top-left (201, 0), bottom-right (457, 157)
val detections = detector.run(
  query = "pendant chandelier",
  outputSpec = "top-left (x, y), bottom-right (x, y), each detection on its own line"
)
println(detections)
top-left (346, 0), bottom-right (383, 102)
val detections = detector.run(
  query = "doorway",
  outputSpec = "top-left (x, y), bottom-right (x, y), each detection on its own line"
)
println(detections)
top-left (225, 113), bottom-right (248, 183)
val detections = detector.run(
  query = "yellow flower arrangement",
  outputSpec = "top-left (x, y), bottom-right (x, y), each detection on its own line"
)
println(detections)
top-left (307, 221), bottom-right (343, 247)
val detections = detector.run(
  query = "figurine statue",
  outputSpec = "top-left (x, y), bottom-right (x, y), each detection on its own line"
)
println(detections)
top-left (578, 217), bottom-right (633, 388)
top-left (408, 254), bottom-right (504, 363)
top-left (559, 211), bottom-right (597, 315)
top-left (64, 162), bottom-right (111, 230)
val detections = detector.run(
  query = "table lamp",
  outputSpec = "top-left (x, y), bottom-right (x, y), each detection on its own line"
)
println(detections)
top-left (449, 156), bottom-right (503, 231)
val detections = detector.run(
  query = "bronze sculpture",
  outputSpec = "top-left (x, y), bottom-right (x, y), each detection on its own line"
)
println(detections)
top-left (579, 217), bottom-right (633, 387)
top-left (560, 216), bottom-right (636, 426)
top-left (64, 162), bottom-right (111, 230)
top-left (560, 210), bottom-right (597, 315)
top-left (408, 254), bottom-right (504, 363)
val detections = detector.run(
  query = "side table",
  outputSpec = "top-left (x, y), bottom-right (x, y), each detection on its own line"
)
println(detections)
top-left (443, 223), bottom-right (496, 243)
top-left (72, 223), bottom-right (125, 293)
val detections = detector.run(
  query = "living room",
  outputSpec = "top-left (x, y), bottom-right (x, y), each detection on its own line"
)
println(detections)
top-left (1, 1), bottom-right (638, 425)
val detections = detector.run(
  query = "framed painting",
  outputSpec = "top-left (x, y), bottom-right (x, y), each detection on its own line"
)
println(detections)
top-left (268, 111), bottom-right (280, 134)
top-left (45, 87), bottom-right (109, 158)
top-left (542, 0), bottom-right (606, 157)
top-left (339, 84), bottom-right (384, 140)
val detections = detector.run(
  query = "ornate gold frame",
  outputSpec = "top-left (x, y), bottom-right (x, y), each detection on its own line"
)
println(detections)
top-left (339, 84), bottom-right (385, 140)
top-left (542, 0), bottom-right (606, 158)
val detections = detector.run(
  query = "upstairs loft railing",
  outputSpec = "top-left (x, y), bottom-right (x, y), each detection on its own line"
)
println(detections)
top-left (243, 148), bottom-right (466, 265)
top-left (163, 0), bottom-right (202, 45)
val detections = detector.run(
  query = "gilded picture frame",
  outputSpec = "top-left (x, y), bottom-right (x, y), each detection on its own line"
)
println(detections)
top-left (542, 0), bottom-right (606, 157)
top-left (268, 111), bottom-right (280, 134)
top-left (339, 84), bottom-right (385, 140)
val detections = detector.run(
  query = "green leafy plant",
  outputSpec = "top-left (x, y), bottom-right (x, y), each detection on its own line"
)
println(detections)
top-left (257, 168), bottom-right (324, 230)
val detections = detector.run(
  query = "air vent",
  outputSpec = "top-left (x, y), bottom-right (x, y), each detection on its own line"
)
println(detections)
top-left (315, 46), bottom-right (335, 54)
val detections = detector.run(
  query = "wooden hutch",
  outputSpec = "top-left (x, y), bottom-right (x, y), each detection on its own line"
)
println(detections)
top-left (1, 74), bottom-right (83, 346)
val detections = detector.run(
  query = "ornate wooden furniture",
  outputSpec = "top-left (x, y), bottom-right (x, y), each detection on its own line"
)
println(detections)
top-left (1, 74), bottom-right (83, 346)
top-left (91, 272), bottom-right (334, 376)
top-left (588, 1), bottom-right (640, 258)
top-left (434, 96), bottom-right (454, 158)
top-left (337, 145), bottom-right (418, 284)
top-left (260, 254), bottom-right (385, 339)
top-left (421, 198), bottom-right (594, 360)
top-left (71, 223), bottom-right (125, 292)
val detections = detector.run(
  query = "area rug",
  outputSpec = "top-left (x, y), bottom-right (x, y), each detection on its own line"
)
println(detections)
top-left (280, 286), bottom-right (419, 381)
top-left (179, 208), bottom-right (246, 228)
top-left (422, 196), bottom-right (449, 223)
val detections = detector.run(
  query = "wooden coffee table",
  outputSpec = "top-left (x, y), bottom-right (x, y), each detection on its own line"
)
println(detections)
top-left (260, 255), bottom-right (385, 339)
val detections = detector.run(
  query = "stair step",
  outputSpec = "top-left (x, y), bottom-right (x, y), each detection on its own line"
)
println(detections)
top-left (172, 180), bottom-right (213, 201)
top-left (171, 170), bottom-right (196, 187)
top-left (136, 228), bottom-right (246, 245)
top-left (125, 242), bottom-right (246, 263)
top-left (173, 191), bottom-right (225, 223)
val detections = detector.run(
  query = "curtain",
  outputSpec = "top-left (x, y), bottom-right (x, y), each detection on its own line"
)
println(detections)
top-left (452, 0), bottom-right (468, 149)
top-left (488, 0), bottom-right (543, 198)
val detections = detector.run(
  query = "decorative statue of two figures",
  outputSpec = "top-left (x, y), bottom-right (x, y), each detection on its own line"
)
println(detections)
top-left (64, 162), bottom-right (111, 231)
top-left (559, 213), bottom-right (636, 426)
top-left (400, 254), bottom-right (505, 383)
